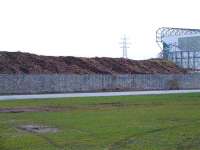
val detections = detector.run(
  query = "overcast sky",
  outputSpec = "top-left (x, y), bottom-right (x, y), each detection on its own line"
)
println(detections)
top-left (0, 0), bottom-right (199, 60)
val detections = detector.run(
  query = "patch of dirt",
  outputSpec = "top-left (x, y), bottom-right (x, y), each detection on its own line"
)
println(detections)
top-left (94, 102), bottom-right (165, 108)
top-left (0, 106), bottom-right (69, 113)
top-left (18, 124), bottom-right (58, 133)
top-left (0, 102), bottom-right (165, 113)
top-left (97, 102), bottom-right (126, 107)
top-left (0, 51), bottom-right (187, 74)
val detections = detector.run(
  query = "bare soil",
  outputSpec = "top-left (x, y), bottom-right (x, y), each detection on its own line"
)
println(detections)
top-left (0, 107), bottom-right (68, 113)
top-left (0, 102), bottom-right (164, 113)
top-left (0, 51), bottom-right (187, 74)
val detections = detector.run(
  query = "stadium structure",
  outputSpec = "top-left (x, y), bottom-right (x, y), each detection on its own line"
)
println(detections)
top-left (156, 27), bottom-right (200, 71)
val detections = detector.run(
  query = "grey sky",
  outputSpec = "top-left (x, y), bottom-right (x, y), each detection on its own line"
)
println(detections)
top-left (0, 0), bottom-right (199, 59)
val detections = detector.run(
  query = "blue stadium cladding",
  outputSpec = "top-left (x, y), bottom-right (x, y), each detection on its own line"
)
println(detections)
top-left (156, 28), bottom-right (200, 71)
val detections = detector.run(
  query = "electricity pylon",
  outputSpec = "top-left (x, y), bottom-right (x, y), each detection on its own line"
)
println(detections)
top-left (120, 35), bottom-right (131, 59)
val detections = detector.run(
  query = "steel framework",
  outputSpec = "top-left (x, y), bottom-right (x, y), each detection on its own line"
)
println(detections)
top-left (120, 35), bottom-right (130, 59)
top-left (156, 27), bottom-right (200, 71)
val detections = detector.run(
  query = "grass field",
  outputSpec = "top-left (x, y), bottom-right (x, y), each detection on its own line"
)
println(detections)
top-left (1, 93), bottom-right (200, 150)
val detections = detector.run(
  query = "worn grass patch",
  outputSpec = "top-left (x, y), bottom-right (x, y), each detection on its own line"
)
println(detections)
top-left (0, 93), bottom-right (200, 150)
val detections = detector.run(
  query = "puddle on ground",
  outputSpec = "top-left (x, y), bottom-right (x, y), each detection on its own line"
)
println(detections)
top-left (19, 125), bottom-right (59, 133)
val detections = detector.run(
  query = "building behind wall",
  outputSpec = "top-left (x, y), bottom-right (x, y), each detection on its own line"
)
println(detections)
top-left (156, 27), bottom-right (200, 71)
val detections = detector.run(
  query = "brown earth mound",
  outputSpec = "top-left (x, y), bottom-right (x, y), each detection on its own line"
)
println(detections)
top-left (0, 51), bottom-right (186, 74)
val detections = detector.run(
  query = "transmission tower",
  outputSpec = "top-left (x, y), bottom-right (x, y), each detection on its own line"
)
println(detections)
top-left (120, 35), bottom-right (130, 59)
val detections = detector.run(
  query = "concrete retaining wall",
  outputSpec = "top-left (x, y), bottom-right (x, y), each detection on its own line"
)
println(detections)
top-left (0, 74), bottom-right (200, 94)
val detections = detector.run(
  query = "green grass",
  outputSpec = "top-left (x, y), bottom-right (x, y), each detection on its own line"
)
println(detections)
top-left (1, 93), bottom-right (200, 150)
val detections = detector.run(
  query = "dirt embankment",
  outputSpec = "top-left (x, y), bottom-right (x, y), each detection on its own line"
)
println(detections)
top-left (0, 51), bottom-right (186, 74)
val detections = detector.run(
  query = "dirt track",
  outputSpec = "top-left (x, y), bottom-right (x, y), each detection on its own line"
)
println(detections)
top-left (0, 107), bottom-right (67, 113)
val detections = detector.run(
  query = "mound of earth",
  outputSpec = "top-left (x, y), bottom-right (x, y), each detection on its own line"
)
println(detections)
top-left (0, 51), bottom-right (186, 74)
